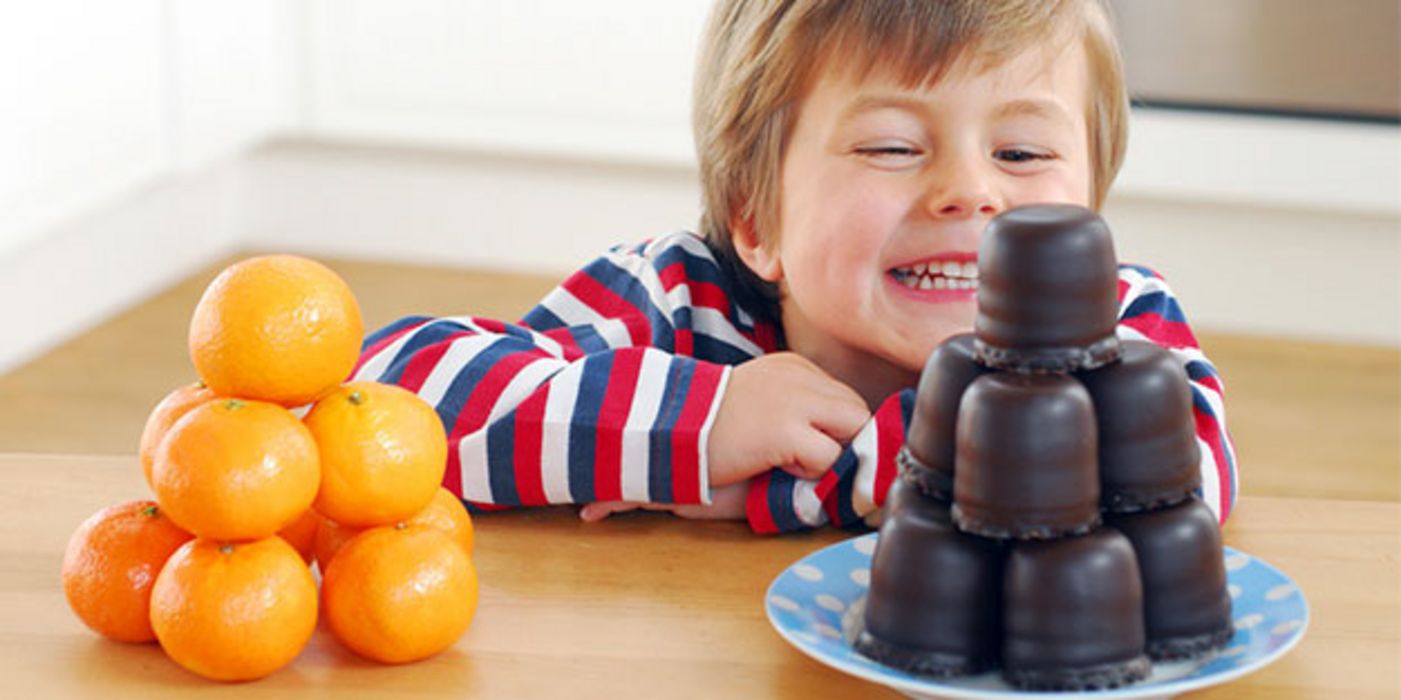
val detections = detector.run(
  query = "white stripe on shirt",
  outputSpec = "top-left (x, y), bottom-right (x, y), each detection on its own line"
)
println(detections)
top-left (540, 364), bottom-right (582, 503)
top-left (620, 350), bottom-right (671, 502)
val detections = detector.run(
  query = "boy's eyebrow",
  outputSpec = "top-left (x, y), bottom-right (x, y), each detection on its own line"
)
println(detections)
top-left (839, 94), bottom-right (932, 120)
top-left (839, 94), bottom-right (1076, 126)
top-left (990, 97), bottom-right (1076, 126)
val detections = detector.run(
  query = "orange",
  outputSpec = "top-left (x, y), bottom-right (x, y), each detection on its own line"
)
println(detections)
top-left (137, 381), bottom-right (216, 487)
top-left (406, 487), bottom-right (475, 556)
top-left (151, 398), bottom-right (320, 540)
top-left (61, 501), bottom-right (193, 642)
top-left (188, 254), bottom-right (363, 407)
top-left (312, 488), bottom-right (473, 570)
top-left (322, 524), bottom-right (477, 664)
top-left (304, 382), bottom-right (447, 528)
top-left (277, 509), bottom-right (321, 564)
top-left (150, 536), bottom-right (318, 682)
top-left (312, 513), bottom-right (360, 571)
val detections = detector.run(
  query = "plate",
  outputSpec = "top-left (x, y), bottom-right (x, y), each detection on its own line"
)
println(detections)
top-left (765, 534), bottom-right (1307, 700)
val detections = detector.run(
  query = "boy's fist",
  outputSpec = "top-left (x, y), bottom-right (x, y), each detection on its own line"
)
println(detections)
top-left (707, 352), bottom-right (871, 486)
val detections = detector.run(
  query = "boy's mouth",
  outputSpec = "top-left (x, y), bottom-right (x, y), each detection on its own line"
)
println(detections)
top-left (889, 259), bottom-right (979, 291)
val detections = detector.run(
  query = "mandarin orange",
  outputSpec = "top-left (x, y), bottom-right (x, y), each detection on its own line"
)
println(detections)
top-left (61, 501), bottom-right (194, 642)
top-left (312, 488), bottom-right (473, 570)
top-left (188, 254), bottom-right (363, 407)
top-left (276, 509), bottom-right (321, 564)
top-left (312, 513), bottom-right (360, 570)
top-left (151, 398), bottom-right (320, 540)
top-left (150, 536), bottom-right (317, 682)
top-left (304, 382), bottom-right (447, 528)
top-left (406, 487), bottom-right (475, 556)
top-left (322, 524), bottom-right (477, 664)
top-left (137, 381), bottom-right (216, 487)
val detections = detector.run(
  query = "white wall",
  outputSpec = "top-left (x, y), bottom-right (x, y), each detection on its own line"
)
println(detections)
top-left (1, 1), bottom-right (1398, 375)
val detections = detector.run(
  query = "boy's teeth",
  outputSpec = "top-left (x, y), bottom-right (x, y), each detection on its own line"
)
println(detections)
top-left (892, 259), bottom-right (980, 291)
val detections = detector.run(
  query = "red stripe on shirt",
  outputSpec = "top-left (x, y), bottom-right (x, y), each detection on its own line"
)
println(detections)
top-left (747, 472), bottom-right (780, 535)
top-left (670, 362), bottom-right (724, 504)
top-left (513, 388), bottom-right (549, 505)
top-left (815, 470), bottom-right (842, 525)
top-left (443, 438), bottom-right (463, 500)
top-left (396, 337), bottom-right (454, 392)
top-left (564, 271), bottom-right (652, 346)
top-left (674, 328), bottom-right (694, 356)
top-left (1193, 407), bottom-right (1233, 522)
top-left (1120, 312), bottom-right (1199, 349)
top-left (451, 351), bottom-right (538, 437)
top-left (593, 350), bottom-right (643, 501)
top-left (658, 261), bottom-right (688, 291)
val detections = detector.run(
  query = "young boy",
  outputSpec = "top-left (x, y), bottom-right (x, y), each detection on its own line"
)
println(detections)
top-left (354, 0), bottom-right (1237, 533)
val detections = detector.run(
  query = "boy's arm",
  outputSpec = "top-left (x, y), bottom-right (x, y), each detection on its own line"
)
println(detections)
top-left (1115, 265), bottom-right (1239, 522)
top-left (744, 390), bottom-right (913, 533)
top-left (356, 314), bottom-right (729, 507)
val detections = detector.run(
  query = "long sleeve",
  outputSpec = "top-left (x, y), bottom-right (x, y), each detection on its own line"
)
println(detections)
top-left (353, 233), bottom-right (788, 510)
top-left (745, 391), bottom-right (913, 533)
top-left (744, 264), bottom-right (1239, 534)
top-left (1115, 264), bottom-right (1239, 522)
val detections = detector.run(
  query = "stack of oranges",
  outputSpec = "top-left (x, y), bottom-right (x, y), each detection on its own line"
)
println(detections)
top-left (61, 255), bottom-right (478, 682)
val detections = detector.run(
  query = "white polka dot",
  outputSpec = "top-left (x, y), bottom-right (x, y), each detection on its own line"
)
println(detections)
top-left (815, 594), bottom-right (846, 612)
top-left (770, 595), bottom-right (800, 612)
top-left (850, 568), bottom-right (870, 587)
top-left (1220, 645), bottom-right (1249, 658)
top-left (1271, 620), bottom-right (1303, 636)
top-left (1224, 553), bottom-right (1251, 571)
top-left (794, 564), bottom-right (824, 582)
top-left (1265, 584), bottom-right (1297, 601)
top-left (853, 537), bottom-right (877, 556)
top-left (1234, 613), bottom-right (1264, 630)
top-left (792, 631), bottom-right (820, 646)
top-left (1228, 584), bottom-right (1243, 599)
top-left (813, 622), bottom-right (841, 639)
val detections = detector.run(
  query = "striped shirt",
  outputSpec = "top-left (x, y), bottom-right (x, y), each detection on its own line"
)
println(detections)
top-left (355, 231), bottom-right (1238, 533)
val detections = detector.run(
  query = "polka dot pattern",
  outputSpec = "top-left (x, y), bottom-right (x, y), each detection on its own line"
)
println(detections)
top-left (765, 535), bottom-right (1308, 700)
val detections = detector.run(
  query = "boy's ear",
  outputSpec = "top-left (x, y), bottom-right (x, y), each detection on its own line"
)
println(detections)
top-left (729, 214), bottom-right (783, 282)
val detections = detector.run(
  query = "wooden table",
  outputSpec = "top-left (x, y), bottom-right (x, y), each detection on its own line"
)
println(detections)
top-left (4, 454), bottom-right (1398, 698)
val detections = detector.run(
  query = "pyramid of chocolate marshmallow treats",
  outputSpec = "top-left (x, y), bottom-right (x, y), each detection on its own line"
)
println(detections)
top-left (855, 204), bottom-right (1235, 692)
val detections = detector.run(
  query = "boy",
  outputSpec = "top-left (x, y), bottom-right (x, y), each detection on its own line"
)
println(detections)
top-left (355, 0), bottom-right (1237, 533)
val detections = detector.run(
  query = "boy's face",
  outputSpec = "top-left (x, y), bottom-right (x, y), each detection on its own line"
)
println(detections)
top-left (743, 41), bottom-right (1094, 377)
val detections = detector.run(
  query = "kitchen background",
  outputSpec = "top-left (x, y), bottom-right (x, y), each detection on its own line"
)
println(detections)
top-left (2, 0), bottom-right (1398, 376)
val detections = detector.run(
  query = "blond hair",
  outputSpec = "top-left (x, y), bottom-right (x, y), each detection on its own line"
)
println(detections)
top-left (693, 0), bottom-right (1129, 318)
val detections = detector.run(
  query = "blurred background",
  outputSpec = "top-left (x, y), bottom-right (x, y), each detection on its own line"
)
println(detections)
top-left (1, 1), bottom-right (1397, 499)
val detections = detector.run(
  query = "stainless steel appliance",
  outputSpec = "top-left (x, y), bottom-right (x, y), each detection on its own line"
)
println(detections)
top-left (1109, 0), bottom-right (1399, 122)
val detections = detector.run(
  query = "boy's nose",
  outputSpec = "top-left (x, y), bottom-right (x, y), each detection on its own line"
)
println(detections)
top-left (923, 156), bottom-right (1003, 220)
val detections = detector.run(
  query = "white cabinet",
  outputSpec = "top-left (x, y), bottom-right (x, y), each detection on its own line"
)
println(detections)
top-left (306, 0), bottom-right (712, 165)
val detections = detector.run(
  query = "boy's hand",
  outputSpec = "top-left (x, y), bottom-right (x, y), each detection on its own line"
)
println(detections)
top-left (579, 482), bottom-right (748, 522)
top-left (708, 352), bottom-right (871, 486)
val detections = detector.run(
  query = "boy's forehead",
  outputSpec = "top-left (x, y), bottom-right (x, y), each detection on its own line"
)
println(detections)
top-left (809, 38), bottom-right (1089, 113)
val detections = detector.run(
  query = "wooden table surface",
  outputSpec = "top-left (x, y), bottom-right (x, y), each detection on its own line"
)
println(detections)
top-left (4, 453), bottom-right (1398, 699)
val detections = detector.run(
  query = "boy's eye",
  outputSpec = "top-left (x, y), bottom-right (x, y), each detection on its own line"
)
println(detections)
top-left (994, 147), bottom-right (1055, 163)
top-left (858, 145), bottom-right (920, 156)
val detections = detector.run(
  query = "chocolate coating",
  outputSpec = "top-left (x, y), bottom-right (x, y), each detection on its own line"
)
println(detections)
top-left (857, 481), bottom-right (1005, 676)
top-left (1108, 498), bottom-right (1234, 660)
top-left (1079, 340), bottom-right (1202, 512)
top-left (1002, 529), bottom-right (1151, 691)
top-left (951, 373), bottom-right (1101, 539)
top-left (902, 334), bottom-right (990, 499)
top-left (974, 204), bottom-right (1123, 373)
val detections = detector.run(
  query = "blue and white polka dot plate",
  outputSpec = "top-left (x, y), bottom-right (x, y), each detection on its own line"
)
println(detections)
top-left (766, 534), bottom-right (1307, 700)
